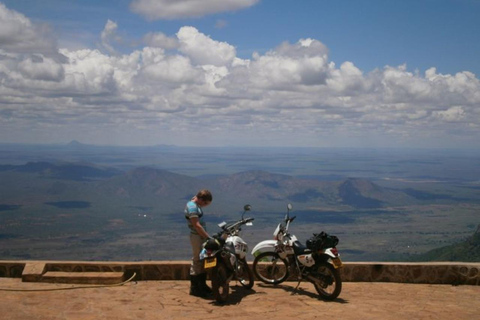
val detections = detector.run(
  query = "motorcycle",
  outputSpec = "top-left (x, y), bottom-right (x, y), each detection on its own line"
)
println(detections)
top-left (200, 204), bottom-right (255, 303)
top-left (251, 204), bottom-right (343, 300)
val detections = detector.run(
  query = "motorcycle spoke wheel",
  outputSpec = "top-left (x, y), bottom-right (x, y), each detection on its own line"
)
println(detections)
top-left (312, 262), bottom-right (342, 301)
top-left (211, 263), bottom-right (230, 303)
top-left (236, 259), bottom-right (254, 289)
top-left (253, 251), bottom-right (289, 285)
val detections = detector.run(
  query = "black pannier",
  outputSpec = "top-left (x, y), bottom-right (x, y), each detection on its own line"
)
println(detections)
top-left (306, 231), bottom-right (339, 251)
top-left (203, 237), bottom-right (225, 250)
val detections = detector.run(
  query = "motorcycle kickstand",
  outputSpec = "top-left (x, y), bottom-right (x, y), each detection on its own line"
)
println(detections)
top-left (291, 278), bottom-right (303, 295)
top-left (290, 261), bottom-right (303, 295)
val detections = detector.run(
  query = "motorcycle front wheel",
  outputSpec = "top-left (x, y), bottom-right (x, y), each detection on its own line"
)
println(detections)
top-left (253, 251), bottom-right (289, 285)
top-left (236, 258), bottom-right (254, 289)
top-left (211, 261), bottom-right (230, 303)
top-left (312, 262), bottom-right (342, 301)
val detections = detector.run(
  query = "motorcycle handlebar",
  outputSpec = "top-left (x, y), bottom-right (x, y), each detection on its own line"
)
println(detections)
top-left (222, 217), bottom-right (254, 234)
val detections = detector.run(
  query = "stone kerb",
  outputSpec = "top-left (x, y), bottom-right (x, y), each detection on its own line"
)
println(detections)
top-left (0, 261), bottom-right (479, 285)
top-left (41, 261), bottom-right (191, 281)
top-left (341, 262), bottom-right (480, 285)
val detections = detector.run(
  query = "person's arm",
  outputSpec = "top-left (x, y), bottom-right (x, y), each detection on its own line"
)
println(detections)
top-left (189, 216), bottom-right (210, 239)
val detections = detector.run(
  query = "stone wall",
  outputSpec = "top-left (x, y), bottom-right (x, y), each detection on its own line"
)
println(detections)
top-left (341, 262), bottom-right (480, 285)
top-left (0, 260), bottom-right (479, 285)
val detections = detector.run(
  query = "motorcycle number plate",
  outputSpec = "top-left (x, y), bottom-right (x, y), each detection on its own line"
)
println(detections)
top-left (204, 257), bottom-right (217, 269)
top-left (331, 257), bottom-right (343, 269)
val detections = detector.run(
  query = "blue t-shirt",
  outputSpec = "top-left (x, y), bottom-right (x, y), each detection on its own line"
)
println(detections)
top-left (185, 200), bottom-right (206, 235)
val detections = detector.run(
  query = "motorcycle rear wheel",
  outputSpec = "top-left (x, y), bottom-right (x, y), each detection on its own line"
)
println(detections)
top-left (312, 262), bottom-right (342, 301)
top-left (211, 262), bottom-right (230, 303)
top-left (253, 251), bottom-right (289, 285)
top-left (236, 258), bottom-right (254, 289)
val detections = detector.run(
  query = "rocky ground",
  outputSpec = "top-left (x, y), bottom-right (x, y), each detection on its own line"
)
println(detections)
top-left (1, 278), bottom-right (479, 319)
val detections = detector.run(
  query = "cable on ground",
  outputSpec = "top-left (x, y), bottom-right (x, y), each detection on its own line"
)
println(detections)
top-left (0, 272), bottom-right (137, 292)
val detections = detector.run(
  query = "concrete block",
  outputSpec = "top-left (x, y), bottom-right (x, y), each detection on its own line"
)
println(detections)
top-left (22, 262), bottom-right (46, 282)
top-left (41, 271), bottom-right (125, 285)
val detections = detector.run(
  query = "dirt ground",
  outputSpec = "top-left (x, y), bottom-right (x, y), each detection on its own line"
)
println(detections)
top-left (1, 278), bottom-right (480, 320)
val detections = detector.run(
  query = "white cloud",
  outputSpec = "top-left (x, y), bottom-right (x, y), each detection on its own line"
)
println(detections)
top-left (139, 47), bottom-right (202, 84)
top-left (1, 3), bottom-right (480, 148)
top-left (0, 3), bottom-right (66, 87)
top-left (223, 39), bottom-right (331, 90)
top-left (17, 55), bottom-right (64, 82)
top-left (130, 0), bottom-right (260, 20)
top-left (143, 32), bottom-right (179, 50)
top-left (100, 20), bottom-right (119, 55)
top-left (177, 26), bottom-right (236, 67)
top-left (61, 49), bottom-right (119, 94)
top-left (433, 106), bottom-right (466, 122)
top-left (0, 3), bottom-right (58, 57)
top-left (327, 61), bottom-right (365, 93)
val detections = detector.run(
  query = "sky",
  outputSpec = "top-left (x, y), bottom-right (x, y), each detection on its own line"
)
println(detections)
top-left (0, 0), bottom-right (479, 148)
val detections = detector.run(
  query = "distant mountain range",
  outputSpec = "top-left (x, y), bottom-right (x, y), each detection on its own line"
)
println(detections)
top-left (0, 161), bottom-right (436, 212)
top-left (1, 159), bottom-right (478, 262)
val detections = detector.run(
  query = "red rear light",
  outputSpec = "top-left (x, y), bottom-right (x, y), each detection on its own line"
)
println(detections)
top-left (330, 247), bottom-right (338, 256)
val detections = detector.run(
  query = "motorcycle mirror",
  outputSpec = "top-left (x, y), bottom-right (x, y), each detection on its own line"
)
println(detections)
top-left (242, 204), bottom-right (252, 220)
top-left (285, 203), bottom-right (292, 221)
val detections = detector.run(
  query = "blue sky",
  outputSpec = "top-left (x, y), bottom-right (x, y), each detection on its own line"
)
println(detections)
top-left (7, 0), bottom-right (479, 74)
top-left (0, 0), bottom-right (479, 148)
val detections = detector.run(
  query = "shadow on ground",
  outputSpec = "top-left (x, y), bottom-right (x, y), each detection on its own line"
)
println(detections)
top-left (209, 284), bottom-right (257, 306)
top-left (256, 282), bottom-right (348, 304)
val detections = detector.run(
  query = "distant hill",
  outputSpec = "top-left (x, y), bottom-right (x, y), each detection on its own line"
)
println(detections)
top-left (208, 170), bottom-right (417, 208)
top-left (67, 140), bottom-right (85, 147)
top-left (0, 161), bottom-right (121, 181)
top-left (338, 178), bottom-right (413, 208)
top-left (412, 225), bottom-right (480, 262)
top-left (209, 170), bottom-right (327, 202)
top-left (338, 178), bottom-right (384, 208)
top-left (96, 167), bottom-right (204, 200)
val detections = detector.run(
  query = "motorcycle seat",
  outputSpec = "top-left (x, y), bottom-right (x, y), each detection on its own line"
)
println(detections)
top-left (292, 240), bottom-right (312, 255)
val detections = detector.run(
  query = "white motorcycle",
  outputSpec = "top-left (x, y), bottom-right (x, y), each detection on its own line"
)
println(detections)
top-left (251, 204), bottom-right (343, 300)
top-left (200, 204), bottom-right (255, 303)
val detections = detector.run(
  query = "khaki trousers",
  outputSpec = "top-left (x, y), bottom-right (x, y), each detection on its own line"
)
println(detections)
top-left (189, 233), bottom-right (205, 276)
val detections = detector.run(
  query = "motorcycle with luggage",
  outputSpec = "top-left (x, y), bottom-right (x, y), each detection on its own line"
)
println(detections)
top-left (251, 204), bottom-right (343, 300)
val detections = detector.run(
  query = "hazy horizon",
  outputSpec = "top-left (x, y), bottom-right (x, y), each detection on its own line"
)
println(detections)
top-left (2, 140), bottom-right (480, 153)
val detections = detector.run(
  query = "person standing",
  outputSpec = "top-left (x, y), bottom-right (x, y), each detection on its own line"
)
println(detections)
top-left (185, 189), bottom-right (213, 297)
